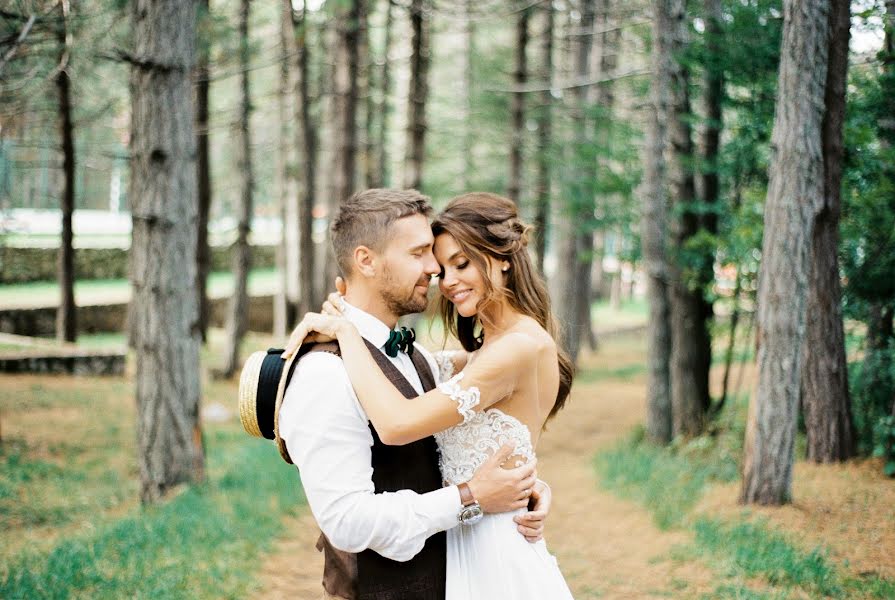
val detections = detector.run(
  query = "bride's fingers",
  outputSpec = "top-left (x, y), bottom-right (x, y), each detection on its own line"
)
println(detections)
top-left (283, 322), bottom-right (309, 359)
top-left (335, 276), bottom-right (347, 296)
top-left (327, 291), bottom-right (344, 310)
top-left (322, 300), bottom-right (341, 316)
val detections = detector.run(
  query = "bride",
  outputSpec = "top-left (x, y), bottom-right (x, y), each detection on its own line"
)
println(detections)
top-left (289, 192), bottom-right (575, 599)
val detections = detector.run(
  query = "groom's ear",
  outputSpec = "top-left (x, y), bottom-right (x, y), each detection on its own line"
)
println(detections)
top-left (353, 245), bottom-right (377, 278)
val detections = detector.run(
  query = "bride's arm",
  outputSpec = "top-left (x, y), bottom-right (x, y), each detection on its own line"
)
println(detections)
top-left (335, 326), bottom-right (538, 445)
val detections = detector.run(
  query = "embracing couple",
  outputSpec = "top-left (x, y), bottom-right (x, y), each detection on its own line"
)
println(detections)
top-left (253, 189), bottom-right (575, 599)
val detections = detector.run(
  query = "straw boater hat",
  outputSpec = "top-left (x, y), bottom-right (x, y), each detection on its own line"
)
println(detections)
top-left (238, 347), bottom-right (301, 464)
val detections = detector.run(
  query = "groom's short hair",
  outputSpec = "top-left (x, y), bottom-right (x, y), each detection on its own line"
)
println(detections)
top-left (331, 189), bottom-right (433, 277)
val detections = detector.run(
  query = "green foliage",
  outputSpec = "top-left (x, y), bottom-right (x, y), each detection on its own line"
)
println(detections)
top-left (595, 416), bottom-right (741, 529)
top-left (596, 418), bottom-right (895, 598)
top-left (848, 344), bottom-right (895, 457)
top-left (0, 437), bottom-right (302, 599)
top-left (872, 415), bottom-right (895, 477)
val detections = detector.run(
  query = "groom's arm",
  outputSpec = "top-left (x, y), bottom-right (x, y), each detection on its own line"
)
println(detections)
top-left (279, 351), bottom-right (460, 562)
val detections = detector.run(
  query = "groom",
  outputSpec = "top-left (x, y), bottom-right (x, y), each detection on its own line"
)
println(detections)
top-left (277, 189), bottom-right (550, 600)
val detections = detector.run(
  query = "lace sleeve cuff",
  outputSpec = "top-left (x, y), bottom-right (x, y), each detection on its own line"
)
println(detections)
top-left (437, 372), bottom-right (481, 423)
top-left (433, 350), bottom-right (459, 382)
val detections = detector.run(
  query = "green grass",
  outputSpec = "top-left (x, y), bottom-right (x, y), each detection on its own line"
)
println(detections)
top-left (594, 396), bottom-right (895, 599)
top-left (1, 431), bottom-right (302, 599)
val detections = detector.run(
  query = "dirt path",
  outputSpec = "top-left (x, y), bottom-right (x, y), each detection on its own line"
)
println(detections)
top-left (253, 333), bottom-right (718, 599)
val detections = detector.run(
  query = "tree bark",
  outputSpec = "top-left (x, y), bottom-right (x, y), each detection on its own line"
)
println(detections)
top-left (668, 0), bottom-right (711, 438)
top-left (55, 0), bottom-right (76, 344)
top-left (275, 0), bottom-right (297, 338)
top-left (507, 7), bottom-right (529, 205)
top-left (359, 0), bottom-right (374, 188)
top-left (742, 0), bottom-right (829, 505)
top-left (557, 0), bottom-right (596, 365)
top-left (195, 0), bottom-right (212, 344)
top-left (285, 0), bottom-right (319, 316)
top-left (404, 0), bottom-right (430, 190)
top-left (221, 0), bottom-right (254, 377)
top-left (129, 0), bottom-right (204, 504)
top-left (325, 0), bottom-right (362, 287)
top-left (376, 0), bottom-right (394, 188)
top-left (533, 1), bottom-right (553, 275)
top-left (642, 0), bottom-right (674, 445)
top-left (801, 0), bottom-right (854, 463)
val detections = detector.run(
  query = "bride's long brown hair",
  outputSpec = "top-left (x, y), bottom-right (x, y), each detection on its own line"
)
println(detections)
top-left (431, 192), bottom-right (574, 420)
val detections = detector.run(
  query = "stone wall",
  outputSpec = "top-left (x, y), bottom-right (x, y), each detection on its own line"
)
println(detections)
top-left (0, 245), bottom-right (277, 284)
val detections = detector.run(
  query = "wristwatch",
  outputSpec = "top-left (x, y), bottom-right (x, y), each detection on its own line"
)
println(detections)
top-left (457, 482), bottom-right (484, 526)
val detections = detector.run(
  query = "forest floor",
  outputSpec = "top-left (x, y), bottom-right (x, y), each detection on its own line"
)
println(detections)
top-left (2, 303), bottom-right (891, 598)
top-left (254, 329), bottom-right (895, 599)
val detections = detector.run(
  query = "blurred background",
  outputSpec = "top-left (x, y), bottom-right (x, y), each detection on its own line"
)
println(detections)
top-left (1, 0), bottom-right (893, 597)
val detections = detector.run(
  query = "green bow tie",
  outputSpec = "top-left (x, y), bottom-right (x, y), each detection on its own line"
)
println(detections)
top-left (384, 327), bottom-right (415, 357)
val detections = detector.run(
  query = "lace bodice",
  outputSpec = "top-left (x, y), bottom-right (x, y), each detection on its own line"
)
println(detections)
top-left (435, 408), bottom-right (535, 486)
top-left (434, 370), bottom-right (535, 485)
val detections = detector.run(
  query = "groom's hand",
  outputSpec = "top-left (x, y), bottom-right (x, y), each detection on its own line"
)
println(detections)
top-left (466, 444), bottom-right (537, 514)
top-left (514, 480), bottom-right (551, 543)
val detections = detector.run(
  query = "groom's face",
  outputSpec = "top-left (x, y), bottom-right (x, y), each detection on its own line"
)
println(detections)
top-left (377, 213), bottom-right (439, 316)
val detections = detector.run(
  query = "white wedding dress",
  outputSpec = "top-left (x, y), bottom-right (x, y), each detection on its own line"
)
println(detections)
top-left (433, 355), bottom-right (574, 600)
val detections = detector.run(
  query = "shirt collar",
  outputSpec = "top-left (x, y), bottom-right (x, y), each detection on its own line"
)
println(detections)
top-left (341, 300), bottom-right (394, 350)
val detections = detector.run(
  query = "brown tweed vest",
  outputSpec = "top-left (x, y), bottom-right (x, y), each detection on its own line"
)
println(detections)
top-left (305, 339), bottom-right (446, 600)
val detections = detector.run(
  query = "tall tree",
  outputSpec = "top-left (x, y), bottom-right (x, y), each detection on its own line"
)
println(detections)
top-left (129, 0), bottom-right (205, 503)
top-left (404, 0), bottom-right (430, 190)
top-left (195, 0), bottom-right (212, 343)
top-left (276, 0), bottom-right (298, 338)
top-left (359, 0), bottom-right (374, 188)
top-left (742, 0), bottom-right (829, 505)
top-left (287, 0), bottom-right (319, 316)
top-left (55, 0), bottom-right (76, 343)
top-left (508, 6), bottom-right (529, 205)
top-left (642, 0), bottom-right (674, 444)
top-left (801, 0), bottom-right (854, 462)
top-left (668, 0), bottom-right (711, 438)
top-left (376, 0), bottom-right (395, 187)
top-left (462, 0), bottom-right (475, 190)
top-left (325, 0), bottom-right (362, 287)
top-left (533, 1), bottom-right (554, 274)
top-left (221, 0), bottom-right (255, 377)
top-left (557, 0), bottom-right (596, 364)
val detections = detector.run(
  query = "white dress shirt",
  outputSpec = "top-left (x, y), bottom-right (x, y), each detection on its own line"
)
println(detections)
top-left (278, 301), bottom-right (462, 562)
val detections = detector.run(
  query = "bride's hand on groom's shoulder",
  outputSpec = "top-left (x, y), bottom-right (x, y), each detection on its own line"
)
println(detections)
top-left (282, 312), bottom-right (354, 360)
top-left (320, 277), bottom-right (348, 317)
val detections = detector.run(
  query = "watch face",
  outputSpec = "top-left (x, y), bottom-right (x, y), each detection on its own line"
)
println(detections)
top-left (459, 504), bottom-right (484, 526)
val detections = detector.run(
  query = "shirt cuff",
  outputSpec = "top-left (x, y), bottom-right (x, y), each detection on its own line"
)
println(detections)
top-left (419, 485), bottom-right (463, 532)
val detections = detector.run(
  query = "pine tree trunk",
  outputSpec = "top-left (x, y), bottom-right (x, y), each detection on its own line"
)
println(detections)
top-left (129, 0), bottom-right (204, 504)
top-left (507, 8), bottom-right (529, 205)
top-left (359, 0), bottom-right (374, 188)
top-left (221, 0), bottom-right (254, 377)
top-left (742, 0), bottom-right (829, 505)
top-left (462, 0), bottom-right (475, 190)
top-left (196, 0), bottom-right (212, 344)
top-left (286, 0), bottom-right (319, 316)
top-left (557, 0), bottom-right (596, 364)
top-left (533, 1), bottom-right (553, 275)
top-left (55, 0), bottom-right (76, 344)
top-left (668, 0), bottom-right (711, 438)
top-left (376, 0), bottom-right (394, 188)
top-left (325, 0), bottom-right (361, 288)
top-left (275, 0), bottom-right (297, 338)
top-left (642, 0), bottom-right (674, 445)
top-left (404, 0), bottom-right (430, 190)
top-left (801, 0), bottom-right (854, 463)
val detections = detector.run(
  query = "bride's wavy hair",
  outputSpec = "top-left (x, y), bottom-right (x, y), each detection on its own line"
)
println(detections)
top-left (431, 192), bottom-right (574, 420)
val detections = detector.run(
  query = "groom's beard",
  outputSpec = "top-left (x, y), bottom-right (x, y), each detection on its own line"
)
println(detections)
top-left (380, 267), bottom-right (430, 317)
